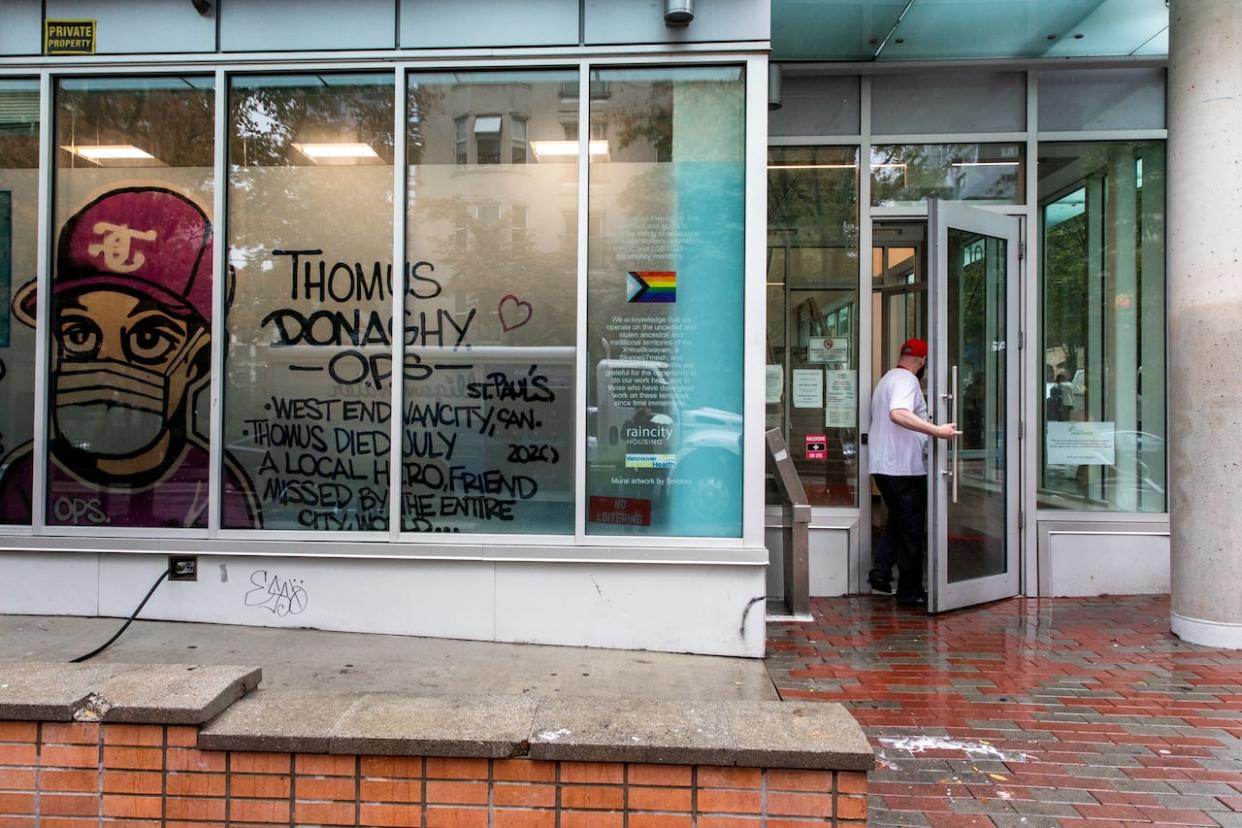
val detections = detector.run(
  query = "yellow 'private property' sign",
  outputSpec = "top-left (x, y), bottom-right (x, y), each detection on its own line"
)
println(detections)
top-left (45, 20), bottom-right (96, 55)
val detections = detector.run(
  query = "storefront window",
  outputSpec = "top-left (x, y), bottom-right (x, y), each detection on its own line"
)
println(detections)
top-left (767, 146), bottom-right (860, 507)
top-left (224, 73), bottom-right (394, 531)
top-left (585, 66), bottom-right (746, 537)
top-left (36, 76), bottom-right (216, 528)
top-left (871, 143), bottom-right (1024, 207)
top-left (402, 70), bottom-right (578, 534)
top-left (1038, 141), bottom-right (1166, 512)
top-left (0, 80), bottom-right (39, 525)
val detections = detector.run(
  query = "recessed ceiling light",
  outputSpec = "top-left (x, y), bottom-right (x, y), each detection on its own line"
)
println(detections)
top-left (292, 142), bottom-right (379, 161)
top-left (530, 140), bottom-right (610, 159)
top-left (61, 144), bottom-right (155, 162)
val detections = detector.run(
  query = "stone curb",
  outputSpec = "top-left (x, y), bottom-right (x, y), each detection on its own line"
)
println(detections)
top-left (200, 690), bottom-right (874, 771)
top-left (0, 662), bottom-right (262, 724)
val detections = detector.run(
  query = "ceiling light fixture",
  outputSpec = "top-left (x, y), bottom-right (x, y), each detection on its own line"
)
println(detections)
top-left (665, 0), bottom-right (693, 27)
top-left (769, 64), bottom-right (783, 110)
top-left (767, 164), bottom-right (858, 170)
top-left (531, 140), bottom-right (609, 159)
top-left (292, 142), bottom-right (379, 161)
top-left (951, 161), bottom-right (1021, 167)
top-left (62, 144), bottom-right (156, 162)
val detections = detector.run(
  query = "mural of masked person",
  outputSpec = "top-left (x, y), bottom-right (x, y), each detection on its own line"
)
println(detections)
top-left (0, 187), bottom-right (260, 528)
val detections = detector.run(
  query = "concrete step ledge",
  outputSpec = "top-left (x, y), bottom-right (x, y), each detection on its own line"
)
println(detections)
top-left (200, 689), bottom-right (874, 771)
top-left (0, 661), bottom-right (262, 724)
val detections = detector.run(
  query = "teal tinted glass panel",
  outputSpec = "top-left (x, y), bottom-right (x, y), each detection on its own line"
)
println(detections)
top-left (586, 66), bottom-right (746, 538)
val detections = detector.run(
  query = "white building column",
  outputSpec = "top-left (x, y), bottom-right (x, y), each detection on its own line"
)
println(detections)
top-left (1168, 0), bottom-right (1242, 647)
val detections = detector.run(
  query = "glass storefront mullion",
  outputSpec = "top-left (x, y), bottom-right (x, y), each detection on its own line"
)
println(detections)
top-left (0, 78), bottom-right (40, 529)
top-left (388, 65), bottom-right (408, 542)
top-left (42, 74), bottom-right (218, 532)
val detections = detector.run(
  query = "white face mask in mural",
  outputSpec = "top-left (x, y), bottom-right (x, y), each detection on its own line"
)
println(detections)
top-left (54, 360), bottom-right (170, 456)
top-left (52, 329), bottom-right (206, 458)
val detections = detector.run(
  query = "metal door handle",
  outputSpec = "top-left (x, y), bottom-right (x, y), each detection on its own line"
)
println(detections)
top-left (951, 364), bottom-right (959, 504)
top-left (939, 364), bottom-right (959, 503)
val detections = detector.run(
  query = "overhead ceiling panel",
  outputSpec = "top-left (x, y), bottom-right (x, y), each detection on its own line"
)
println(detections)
top-left (772, 0), bottom-right (1169, 61)
top-left (771, 0), bottom-right (909, 61)
top-left (874, 0), bottom-right (1104, 60)
top-left (1042, 0), bottom-right (1169, 57)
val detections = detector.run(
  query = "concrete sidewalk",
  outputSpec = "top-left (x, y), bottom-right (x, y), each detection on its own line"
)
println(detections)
top-left (0, 614), bottom-right (779, 701)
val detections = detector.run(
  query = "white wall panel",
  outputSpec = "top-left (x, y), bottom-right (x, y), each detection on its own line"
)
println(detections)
top-left (400, 0), bottom-right (578, 48)
top-left (0, 0), bottom-right (41, 56)
top-left (97, 554), bottom-right (496, 641)
top-left (584, 0), bottom-right (768, 46)
top-left (0, 551), bottom-right (98, 615)
top-left (4, 551), bottom-right (766, 656)
top-left (221, 0), bottom-right (394, 52)
top-left (493, 563), bottom-right (767, 656)
top-left (46, 0), bottom-right (216, 53)
top-left (1043, 530), bottom-right (1169, 596)
top-left (808, 527), bottom-right (850, 596)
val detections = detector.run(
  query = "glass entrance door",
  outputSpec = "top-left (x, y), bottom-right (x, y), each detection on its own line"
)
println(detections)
top-left (928, 201), bottom-right (1021, 613)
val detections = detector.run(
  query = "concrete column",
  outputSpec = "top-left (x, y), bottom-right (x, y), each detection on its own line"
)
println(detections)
top-left (1168, 0), bottom-right (1242, 647)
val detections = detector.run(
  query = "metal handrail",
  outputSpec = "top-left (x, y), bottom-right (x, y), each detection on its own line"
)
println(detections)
top-left (765, 428), bottom-right (810, 617)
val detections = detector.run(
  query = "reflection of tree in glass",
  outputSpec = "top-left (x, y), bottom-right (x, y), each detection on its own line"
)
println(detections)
top-left (226, 80), bottom-right (398, 264)
top-left (0, 89), bottom-right (40, 169)
top-left (411, 190), bottom-right (577, 346)
top-left (57, 84), bottom-right (215, 169)
top-left (767, 147), bottom-right (859, 253)
top-left (872, 144), bottom-right (1018, 204)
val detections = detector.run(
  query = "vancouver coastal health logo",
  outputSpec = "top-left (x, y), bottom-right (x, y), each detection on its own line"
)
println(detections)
top-left (623, 421), bottom-right (676, 470)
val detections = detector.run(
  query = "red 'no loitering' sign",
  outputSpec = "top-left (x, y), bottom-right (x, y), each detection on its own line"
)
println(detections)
top-left (805, 434), bottom-right (827, 461)
top-left (588, 496), bottom-right (652, 526)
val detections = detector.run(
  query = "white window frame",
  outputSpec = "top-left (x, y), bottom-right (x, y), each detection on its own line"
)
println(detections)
top-left (0, 49), bottom-right (768, 564)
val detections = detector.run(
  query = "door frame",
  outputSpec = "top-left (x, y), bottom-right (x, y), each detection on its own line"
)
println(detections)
top-left (927, 199), bottom-right (1022, 612)
top-left (858, 204), bottom-right (1030, 603)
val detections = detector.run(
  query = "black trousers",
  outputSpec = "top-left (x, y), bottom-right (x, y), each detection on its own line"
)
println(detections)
top-left (870, 474), bottom-right (927, 599)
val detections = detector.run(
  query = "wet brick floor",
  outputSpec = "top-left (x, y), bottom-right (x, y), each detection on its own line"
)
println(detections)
top-left (765, 595), bottom-right (1242, 827)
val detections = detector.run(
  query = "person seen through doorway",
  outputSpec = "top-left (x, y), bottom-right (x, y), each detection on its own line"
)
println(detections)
top-left (867, 338), bottom-right (960, 608)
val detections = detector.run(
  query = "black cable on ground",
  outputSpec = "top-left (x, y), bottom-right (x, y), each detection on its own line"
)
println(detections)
top-left (70, 567), bottom-right (171, 663)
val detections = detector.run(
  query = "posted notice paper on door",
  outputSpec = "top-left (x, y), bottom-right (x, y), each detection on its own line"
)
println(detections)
top-left (1046, 421), bottom-right (1116, 465)
top-left (792, 369), bottom-right (824, 408)
top-left (808, 336), bottom-right (849, 364)
top-left (825, 370), bottom-right (856, 427)
top-left (765, 365), bottom-right (784, 404)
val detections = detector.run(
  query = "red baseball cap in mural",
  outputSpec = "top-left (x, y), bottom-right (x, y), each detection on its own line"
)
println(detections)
top-left (23, 187), bottom-right (213, 323)
top-left (900, 338), bottom-right (928, 359)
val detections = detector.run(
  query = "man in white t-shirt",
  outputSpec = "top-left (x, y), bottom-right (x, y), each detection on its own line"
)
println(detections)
top-left (867, 338), bottom-right (960, 608)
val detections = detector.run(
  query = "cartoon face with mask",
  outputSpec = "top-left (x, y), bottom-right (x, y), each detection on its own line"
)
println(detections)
top-left (0, 187), bottom-right (259, 528)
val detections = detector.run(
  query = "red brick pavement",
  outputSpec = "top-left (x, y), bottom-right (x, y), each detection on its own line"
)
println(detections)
top-left (765, 595), bottom-right (1242, 828)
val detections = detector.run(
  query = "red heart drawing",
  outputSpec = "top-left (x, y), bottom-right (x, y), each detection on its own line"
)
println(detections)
top-left (498, 294), bottom-right (533, 333)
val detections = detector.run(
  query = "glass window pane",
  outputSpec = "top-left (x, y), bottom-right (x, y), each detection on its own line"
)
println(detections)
top-left (871, 71), bottom-right (1025, 134)
top-left (586, 66), bottom-right (746, 538)
top-left (402, 70), bottom-right (578, 534)
top-left (871, 143), bottom-right (1024, 207)
top-left (1038, 141), bottom-right (1166, 512)
top-left (224, 73), bottom-right (394, 531)
top-left (0, 79), bottom-right (39, 525)
top-left (1038, 68), bottom-right (1166, 132)
top-left (43, 76), bottom-right (215, 528)
top-left (767, 146), bottom-right (860, 507)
